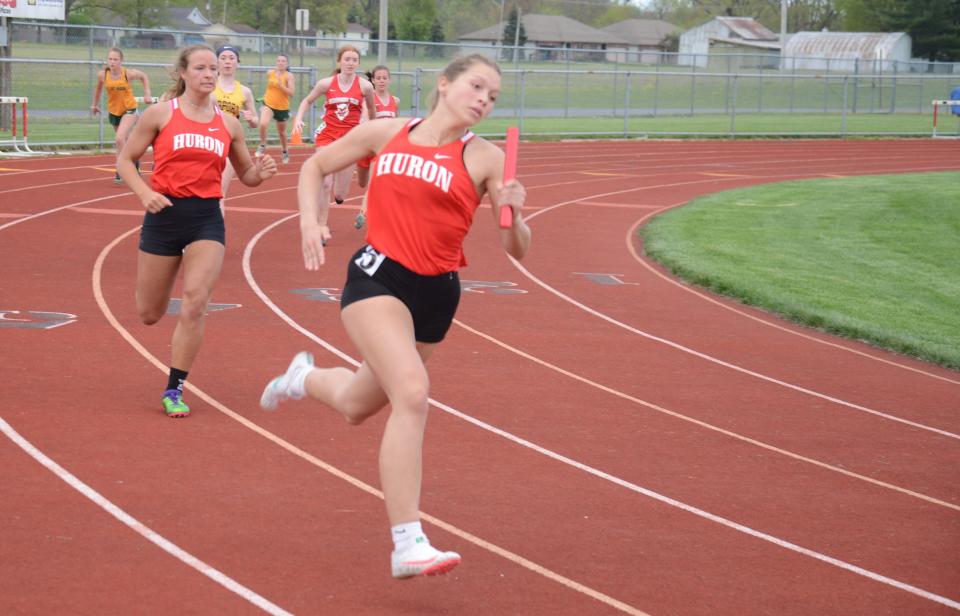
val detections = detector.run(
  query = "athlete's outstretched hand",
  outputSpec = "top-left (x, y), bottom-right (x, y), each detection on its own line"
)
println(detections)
top-left (301, 224), bottom-right (332, 270)
top-left (257, 154), bottom-right (278, 181)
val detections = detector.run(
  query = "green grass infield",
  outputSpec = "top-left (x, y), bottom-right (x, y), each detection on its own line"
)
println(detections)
top-left (641, 171), bottom-right (960, 370)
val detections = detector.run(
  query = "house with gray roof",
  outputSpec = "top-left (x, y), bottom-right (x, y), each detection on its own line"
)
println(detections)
top-left (459, 13), bottom-right (628, 62)
top-left (601, 18), bottom-right (678, 63)
top-left (678, 16), bottom-right (779, 67)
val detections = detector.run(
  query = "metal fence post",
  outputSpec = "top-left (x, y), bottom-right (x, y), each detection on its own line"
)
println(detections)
top-left (564, 52), bottom-right (569, 118)
top-left (519, 69), bottom-right (526, 134)
top-left (653, 64), bottom-right (660, 117)
top-left (309, 66), bottom-right (317, 133)
top-left (852, 58), bottom-right (859, 113)
top-left (730, 74), bottom-right (738, 137)
top-left (690, 63), bottom-right (696, 116)
top-left (841, 76), bottom-right (848, 137)
top-left (790, 55), bottom-right (796, 113)
top-left (413, 67), bottom-right (422, 117)
top-left (757, 68), bottom-right (763, 112)
top-left (623, 71), bottom-right (631, 138)
top-left (889, 63), bottom-right (897, 114)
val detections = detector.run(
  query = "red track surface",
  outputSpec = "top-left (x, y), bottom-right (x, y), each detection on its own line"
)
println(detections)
top-left (1, 140), bottom-right (958, 615)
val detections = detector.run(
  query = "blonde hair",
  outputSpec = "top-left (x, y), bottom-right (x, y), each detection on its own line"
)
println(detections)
top-left (108, 47), bottom-right (124, 60)
top-left (429, 54), bottom-right (501, 112)
top-left (165, 45), bottom-right (215, 100)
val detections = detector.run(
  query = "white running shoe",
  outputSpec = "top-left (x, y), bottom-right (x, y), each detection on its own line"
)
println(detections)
top-left (391, 539), bottom-right (461, 579)
top-left (260, 352), bottom-right (314, 411)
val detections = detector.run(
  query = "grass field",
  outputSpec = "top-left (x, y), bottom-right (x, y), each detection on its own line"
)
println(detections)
top-left (641, 172), bottom-right (960, 369)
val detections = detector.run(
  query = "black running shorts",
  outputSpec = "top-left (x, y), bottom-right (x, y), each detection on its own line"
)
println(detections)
top-left (340, 245), bottom-right (461, 344)
top-left (139, 196), bottom-right (225, 256)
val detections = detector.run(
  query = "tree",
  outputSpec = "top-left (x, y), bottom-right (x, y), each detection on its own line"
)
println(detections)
top-left (429, 17), bottom-right (445, 56)
top-left (840, 0), bottom-right (960, 61)
top-left (394, 0), bottom-right (439, 41)
top-left (502, 6), bottom-right (527, 50)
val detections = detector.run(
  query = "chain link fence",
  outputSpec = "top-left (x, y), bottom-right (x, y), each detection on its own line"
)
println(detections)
top-left (2, 20), bottom-right (959, 145)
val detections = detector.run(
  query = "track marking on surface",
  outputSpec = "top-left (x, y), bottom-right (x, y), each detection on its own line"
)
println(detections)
top-left (0, 175), bottom-right (138, 195)
top-left (0, 193), bottom-right (134, 232)
top-left (623, 211), bottom-right (960, 387)
top-left (244, 215), bottom-right (960, 611)
top-left (92, 224), bottom-right (647, 616)
top-left (513, 180), bottom-right (960, 440)
top-left (453, 319), bottom-right (958, 511)
top-left (0, 417), bottom-right (294, 616)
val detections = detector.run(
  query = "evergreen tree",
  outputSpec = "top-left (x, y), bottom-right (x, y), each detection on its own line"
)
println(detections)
top-left (429, 17), bottom-right (445, 57)
top-left (502, 6), bottom-right (527, 59)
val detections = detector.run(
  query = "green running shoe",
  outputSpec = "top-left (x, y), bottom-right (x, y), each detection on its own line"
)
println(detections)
top-left (162, 389), bottom-right (190, 418)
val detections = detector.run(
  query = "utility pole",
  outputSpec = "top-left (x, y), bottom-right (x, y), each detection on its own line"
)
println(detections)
top-left (780, 0), bottom-right (788, 69)
top-left (378, 0), bottom-right (388, 65)
top-left (512, 5), bottom-right (521, 64)
top-left (497, 0), bottom-right (505, 49)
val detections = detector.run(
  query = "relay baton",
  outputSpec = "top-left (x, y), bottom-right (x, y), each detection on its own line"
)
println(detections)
top-left (499, 127), bottom-right (519, 229)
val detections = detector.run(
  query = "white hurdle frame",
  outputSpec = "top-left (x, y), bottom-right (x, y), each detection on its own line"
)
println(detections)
top-left (0, 97), bottom-right (49, 156)
top-left (931, 100), bottom-right (960, 138)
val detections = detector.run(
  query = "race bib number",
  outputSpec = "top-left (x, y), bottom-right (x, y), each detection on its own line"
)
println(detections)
top-left (354, 245), bottom-right (386, 276)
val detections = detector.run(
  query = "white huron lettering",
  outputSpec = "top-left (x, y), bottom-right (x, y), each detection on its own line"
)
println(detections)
top-left (376, 152), bottom-right (452, 193)
top-left (172, 133), bottom-right (225, 157)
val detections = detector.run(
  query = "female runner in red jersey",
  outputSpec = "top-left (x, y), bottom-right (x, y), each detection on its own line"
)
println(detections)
top-left (291, 45), bottom-right (375, 207)
top-left (118, 45), bottom-right (277, 418)
top-left (354, 64), bottom-right (399, 229)
top-left (260, 54), bottom-right (530, 579)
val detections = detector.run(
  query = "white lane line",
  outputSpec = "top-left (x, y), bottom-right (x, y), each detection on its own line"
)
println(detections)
top-left (512, 179), bottom-right (960, 441)
top-left (89, 224), bottom-right (647, 616)
top-left (244, 214), bottom-right (960, 611)
top-left (454, 319), bottom-right (959, 512)
top-left (0, 192), bottom-right (134, 232)
top-left (0, 417), bottom-right (294, 616)
top-left (622, 207), bottom-right (960, 387)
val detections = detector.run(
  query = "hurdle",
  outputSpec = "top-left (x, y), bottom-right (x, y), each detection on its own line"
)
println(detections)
top-left (931, 100), bottom-right (960, 138)
top-left (0, 97), bottom-right (50, 156)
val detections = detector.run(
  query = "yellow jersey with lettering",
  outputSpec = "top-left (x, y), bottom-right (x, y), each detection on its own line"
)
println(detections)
top-left (262, 70), bottom-right (291, 111)
top-left (214, 80), bottom-right (247, 118)
top-left (105, 68), bottom-right (138, 116)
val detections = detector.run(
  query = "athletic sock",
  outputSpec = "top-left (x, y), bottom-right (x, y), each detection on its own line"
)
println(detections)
top-left (166, 367), bottom-right (189, 392)
top-left (288, 364), bottom-right (310, 399)
top-left (392, 521), bottom-right (425, 553)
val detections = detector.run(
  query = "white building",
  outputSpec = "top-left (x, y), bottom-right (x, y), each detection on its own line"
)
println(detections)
top-left (783, 32), bottom-right (912, 72)
top-left (678, 16), bottom-right (779, 67)
top-left (310, 23), bottom-right (372, 56)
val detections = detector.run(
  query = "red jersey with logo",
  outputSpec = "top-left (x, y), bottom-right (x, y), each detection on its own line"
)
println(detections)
top-left (315, 74), bottom-right (364, 145)
top-left (374, 93), bottom-right (399, 118)
top-left (151, 98), bottom-right (231, 199)
top-left (365, 118), bottom-right (480, 275)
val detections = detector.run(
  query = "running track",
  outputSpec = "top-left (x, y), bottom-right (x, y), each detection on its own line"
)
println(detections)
top-left (1, 140), bottom-right (958, 615)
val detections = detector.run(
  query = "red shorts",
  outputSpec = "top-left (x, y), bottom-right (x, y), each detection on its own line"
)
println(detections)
top-left (314, 125), bottom-right (350, 147)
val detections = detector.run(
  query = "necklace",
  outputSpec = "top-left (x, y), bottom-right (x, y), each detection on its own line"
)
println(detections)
top-left (180, 96), bottom-right (211, 111)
